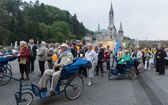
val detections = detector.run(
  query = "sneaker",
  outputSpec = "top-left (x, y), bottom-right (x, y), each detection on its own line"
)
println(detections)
top-left (88, 82), bottom-right (93, 86)
top-left (100, 73), bottom-right (104, 77)
top-left (95, 74), bottom-right (98, 76)
top-left (87, 81), bottom-right (90, 84)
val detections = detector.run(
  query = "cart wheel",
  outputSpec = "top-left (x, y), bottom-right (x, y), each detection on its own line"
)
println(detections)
top-left (18, 92), bottom-right (33, 105)
top-left (0, 67), bottom-right (12, 86)
top-left (7, 63), bottom-right (12, 70)
top-left (60, 79), bottom-right (67, 92)
top-left (107, 70), bottom-right (113, 80)
top-left (128, 67), bottom-right (136, 80)
top-left (65, 74), bottom-right (84, 100)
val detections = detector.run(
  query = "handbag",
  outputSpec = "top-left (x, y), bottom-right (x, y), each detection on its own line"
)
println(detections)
top-left (19, 57), bottom-right (26, 64)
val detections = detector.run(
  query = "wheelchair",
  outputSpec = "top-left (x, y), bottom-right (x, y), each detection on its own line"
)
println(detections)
top-left (0, 56), bottom-right (18, 86)
top-left (107, 58), bottom-right (138, 80)
top-left (15, 58), bottom-right (88, 105)
top-left (31, 68), bottom-right (84, 100)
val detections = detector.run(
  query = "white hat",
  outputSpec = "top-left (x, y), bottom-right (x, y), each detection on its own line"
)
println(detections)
top-left (60, 43), bottom-right (69, 49)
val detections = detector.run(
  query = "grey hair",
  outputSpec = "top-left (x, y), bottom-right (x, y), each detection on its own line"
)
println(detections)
top-left (55, 42), bottom-right (59, 46)
top-left (87, 43), bottom-right (93, 48)
top-left (29, 39), bottom-right (34, 42)
top-left (48, 44), bottom-right (53, 47)
top-left (20, 41), bottom-right (27, 45)
top-left (41, 41), bottom-right (46, 46)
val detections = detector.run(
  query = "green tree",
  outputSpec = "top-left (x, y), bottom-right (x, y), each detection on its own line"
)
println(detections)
top-left (51, 21), bottom-right (71, 41)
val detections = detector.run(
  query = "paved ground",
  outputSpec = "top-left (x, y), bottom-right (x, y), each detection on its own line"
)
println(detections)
top-left (1, 60), bottom-right (168, 105)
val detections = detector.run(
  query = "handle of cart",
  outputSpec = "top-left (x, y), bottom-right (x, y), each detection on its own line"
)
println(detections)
top-left (2, 58), bottom-right (89, 105)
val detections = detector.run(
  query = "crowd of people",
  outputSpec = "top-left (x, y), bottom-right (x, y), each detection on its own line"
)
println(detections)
top-left (1, 39), bottom-right (168, 97)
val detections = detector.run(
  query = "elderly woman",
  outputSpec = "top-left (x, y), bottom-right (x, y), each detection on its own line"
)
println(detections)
top-left (85, 43), bottom-right (98, 86)
top-left (116, 50), bottom-right (131, 74)
top-left (39, 43), bottom-right (74, 97)
top-left (18, 41), bottom-right (30, 80)
top-left (37, 41), bottom-right (48, 77)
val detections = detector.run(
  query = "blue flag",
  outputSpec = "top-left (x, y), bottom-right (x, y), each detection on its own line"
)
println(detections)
top-left (115, 40), bottom-right (121, 52)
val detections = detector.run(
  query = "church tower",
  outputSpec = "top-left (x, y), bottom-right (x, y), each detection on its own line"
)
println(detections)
top-left (118, 22), bottom-right (124, 41)
top-left (108, 2), bottom-right (117, 40)
top-left (96, 23), bottom-right (102, 41)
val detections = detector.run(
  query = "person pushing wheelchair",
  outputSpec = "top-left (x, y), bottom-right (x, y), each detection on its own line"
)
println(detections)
top-left (116, 50), bottom-right (131, 75)
top-left (39, 43), bottom-right (74, 97)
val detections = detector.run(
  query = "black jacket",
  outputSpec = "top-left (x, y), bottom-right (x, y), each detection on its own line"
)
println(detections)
top-left (28, 45), bottom-right (37, 60)
top-left (155, 49), bottom-right (166, 61)
top-left (97, 47), bottom-right (104, 62)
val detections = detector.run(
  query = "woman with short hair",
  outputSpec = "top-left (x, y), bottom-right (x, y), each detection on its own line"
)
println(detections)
top-left (116, 50), bottom-right (131, 75)
top-left (37, 41), bottom-right (48, 77)
top-left (18, 41), bottom-right (30, 80)
top-left (85, 43), bottom-right (98, 86)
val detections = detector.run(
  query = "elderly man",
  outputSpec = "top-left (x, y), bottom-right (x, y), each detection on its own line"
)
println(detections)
top-left (155, 46), bottom-right (166, 75)
top-left (131, 46), bottom-right (142, 77)
top-left (96, 43), bottom-right (104, 76)
top-left (28, 39), bottom-right (37, 73)
top-left (39, 43), bottom-right (74, 97)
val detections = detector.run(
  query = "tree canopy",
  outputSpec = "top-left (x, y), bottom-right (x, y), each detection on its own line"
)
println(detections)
top-left (0, 0), bottom-right (93, 45)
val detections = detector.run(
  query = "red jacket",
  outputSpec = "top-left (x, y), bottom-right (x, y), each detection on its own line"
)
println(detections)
top-left (104, 50), bottom-right (110, 62)
top-left (18, 46), bottom-right (30, 62)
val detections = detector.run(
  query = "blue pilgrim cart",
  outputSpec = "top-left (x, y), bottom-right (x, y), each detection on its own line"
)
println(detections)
top-left (1, 57), bottom-right (90, 105)
top-left (107, 58), bottom-right (138, 80)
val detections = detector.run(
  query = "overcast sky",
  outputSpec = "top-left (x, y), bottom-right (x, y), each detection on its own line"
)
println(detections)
top-left (25, 0), bottom-right (168, 40)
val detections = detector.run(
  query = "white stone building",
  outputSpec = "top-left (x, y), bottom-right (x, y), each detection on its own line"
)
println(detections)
top-left (96, 2), bottom-right (124, 42)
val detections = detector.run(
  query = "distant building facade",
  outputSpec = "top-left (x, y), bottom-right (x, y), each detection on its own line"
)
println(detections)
top-left (84, 33), bottom-right (93, 42)
top-left (96, 2), bottom-right (124, 41)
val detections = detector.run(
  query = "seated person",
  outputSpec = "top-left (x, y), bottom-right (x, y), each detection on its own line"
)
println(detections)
top-left (39, 43), bottom-right (74, 97)
top-left (116, 50), bottom-right (131, 74)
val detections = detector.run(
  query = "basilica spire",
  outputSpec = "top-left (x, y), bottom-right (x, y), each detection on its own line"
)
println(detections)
top-left (118, 22), bottom-right (123, 33)
top-left (109, 2), bottom-right (114, 17)
top-left (98, 23), bottom-right (100, 31)
top-left (97, 23), bottom-right (101, 34)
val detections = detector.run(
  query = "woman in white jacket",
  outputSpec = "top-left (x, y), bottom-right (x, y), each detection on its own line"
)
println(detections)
top-left (85, 43), bottom-right (98, 86)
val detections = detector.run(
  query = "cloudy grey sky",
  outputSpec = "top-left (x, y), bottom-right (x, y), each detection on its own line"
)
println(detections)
top-left (25, 0), bottom-right (168, 40)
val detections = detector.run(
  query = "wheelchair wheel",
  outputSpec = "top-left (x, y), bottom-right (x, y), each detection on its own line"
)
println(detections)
top-left (60, 79), bottom-right (67, 92)
top-left (65, 74), bottom-right (84, 100)
top-left (17, 92), bottom-right (33, 105)
top-left (107, 70), bottom-right (113, 80)
top-left (7, 63), bottom-right (12, 70)
top-left (0, 67), bottom-right (12, 86)
top-left (128, 67), bottom-right (136, 80)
